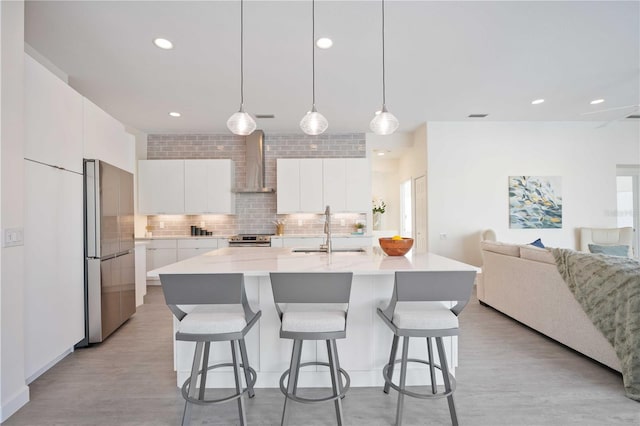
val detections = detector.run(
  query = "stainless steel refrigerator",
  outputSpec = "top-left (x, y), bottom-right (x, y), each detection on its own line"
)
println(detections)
top-left (81, 159), bottom-right (136, 345)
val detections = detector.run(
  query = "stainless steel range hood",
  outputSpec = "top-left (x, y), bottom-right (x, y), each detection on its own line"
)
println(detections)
top-left (234, 129), bottom-right (275, 193)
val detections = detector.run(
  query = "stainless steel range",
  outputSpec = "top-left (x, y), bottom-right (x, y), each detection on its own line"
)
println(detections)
top-left (228, 234), bottom-right (273, 247)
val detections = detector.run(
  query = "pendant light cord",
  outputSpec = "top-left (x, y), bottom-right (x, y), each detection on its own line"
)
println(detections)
top-left (240, 0), bottom-right (245, 109)
top-left (312, 0), bottom-right (316, 107)
top-left (381, 0), bottom-right (386, 107)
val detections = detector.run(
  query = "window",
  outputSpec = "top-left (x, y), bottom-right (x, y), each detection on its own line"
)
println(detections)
top-left (617, 165), bottom-right (639, 258)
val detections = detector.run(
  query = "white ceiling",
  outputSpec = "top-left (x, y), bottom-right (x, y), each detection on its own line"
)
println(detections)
top-left (25, 1), bottom-right (640, 135)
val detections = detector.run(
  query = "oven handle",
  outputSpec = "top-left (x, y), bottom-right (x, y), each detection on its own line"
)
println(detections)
top-left (228, 242), bottom-right (271, 247)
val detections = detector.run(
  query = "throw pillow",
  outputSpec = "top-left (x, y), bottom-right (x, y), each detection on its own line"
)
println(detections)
top-left (588, 244), bottom-right (629, 257)
top-left (529, 238), bottom-right (545, 248)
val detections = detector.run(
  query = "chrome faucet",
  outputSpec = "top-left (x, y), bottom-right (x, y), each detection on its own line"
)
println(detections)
top-left (321, 205), bottom-right (332, 253)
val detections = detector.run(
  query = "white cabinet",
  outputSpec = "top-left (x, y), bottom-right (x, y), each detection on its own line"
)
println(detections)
top-left (83, 97), bottom-right (134, 173)
top-left (276, 159), bottom-right (323, 213)
top-left (323, 158), bottom-right (370, 213)
top-left (184, 160), bottom-right (235, 214)
top-left (138, 160), bottom-right (185, 214)
top-left (24, 54), bottom-right (83, 174)
top-left (278, 158), bottom-right (369, 214)
top-left (146, 239), bottom-right (178, 281)
top-left (24, 161), bottom-right (84, 378)
top-left (177, 238), bottom-right (219, 261)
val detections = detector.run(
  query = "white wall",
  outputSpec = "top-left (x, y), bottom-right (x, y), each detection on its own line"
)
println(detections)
top-left (0, 1), bottom-right (29, 420)
top-left (127, 126), bottom-right (148, 238)
top-left (371, 158), bottom-right (400, 231)
top-left (426, 121), bottom-right (640, 266)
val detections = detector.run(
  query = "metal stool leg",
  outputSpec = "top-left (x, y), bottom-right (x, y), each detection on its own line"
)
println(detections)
top-left (292, 340), bottom-right (303, 396)
top-left (426, 337), bottom-right (437, 394)
top-left (182, 341), bottom-right (204, 426)
top-left (331, 339), bottom-right (346, 399)
top-left (383, 335), bottom-right (399, 394)
top-left (436, 337), bottom-right (458, 426)
top-left (327, 339), bottom-right (344, 426)
top-left (238, 339), bottom-right (255, 398)
top-left (198, 342), bottom-right (211, 400)
top-left (395, 336), bottom-right (410, 426)
top-left (231, 340), bottom-right (247, 426)
top-left (282, 339), bottom-right (303, 426)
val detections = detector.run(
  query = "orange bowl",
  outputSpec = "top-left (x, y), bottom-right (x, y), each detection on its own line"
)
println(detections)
top-left (379, 237), bottom-right (414, 256)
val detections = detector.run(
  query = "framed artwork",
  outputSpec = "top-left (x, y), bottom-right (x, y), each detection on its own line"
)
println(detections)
top-left (509, 176), bottom-right (562, 229)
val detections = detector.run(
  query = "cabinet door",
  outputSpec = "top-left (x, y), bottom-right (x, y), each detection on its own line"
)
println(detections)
top-left (83, 97), bottom-right (133, 173)
top-left (24, 162), bottom-right (84, 378)
top-left (345, 158), bottom-right (371, 212)
top-left (147, 248), bottom-right (178, 270)
top-left (24, 54), bottom-right (83, 173)
top-left (299, 159), bottom-right (324, 213)
top-left (323, 159), bottom-right (347, 212)
top-left (185, 160), bottom-right (235, 214)
top-left (138, 160), bottom-right (185, 214)
top-left (276, 159), bottom-right (301, 213)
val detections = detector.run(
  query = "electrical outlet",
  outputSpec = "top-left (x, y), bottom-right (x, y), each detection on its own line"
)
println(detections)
top-left (200, 221), bottom-right (205, 228)
top-left (159, 221), bottom-right (165, 229)
top-left (298, 219), bottom-right (303, 226)
top-left (439, 233), bottom-right (447, 240)
top-left (340, 219), bottom-right (346, 226)
top-left (3, 227), bottom-right (24, 247)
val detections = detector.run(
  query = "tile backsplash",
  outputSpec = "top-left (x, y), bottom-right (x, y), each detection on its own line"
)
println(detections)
top-left (145, 133), bottom-right (367, 237)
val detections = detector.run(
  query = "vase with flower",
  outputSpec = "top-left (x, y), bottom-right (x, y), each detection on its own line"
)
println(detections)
top-left (372, 199), bottom-right (386, 230)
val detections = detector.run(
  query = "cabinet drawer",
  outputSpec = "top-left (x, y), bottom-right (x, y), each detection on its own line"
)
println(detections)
top-left (177, 238), bottom-right (219, 249)
top-left (147, 239), bottom-right (177, 249)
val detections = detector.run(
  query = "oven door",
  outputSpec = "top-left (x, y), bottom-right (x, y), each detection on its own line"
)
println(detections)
top-left (228, 242), bottom-right (271, 248)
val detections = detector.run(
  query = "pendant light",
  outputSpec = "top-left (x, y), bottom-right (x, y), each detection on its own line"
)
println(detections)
top-left (370, 0), bottom-right (399, 135)
top-left (300, 0), bottom-right (328, 135)
top-left (227, 0), bottom-right (256, 136)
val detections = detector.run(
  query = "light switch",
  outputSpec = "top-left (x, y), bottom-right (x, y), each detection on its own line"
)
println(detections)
top-left (3, 227), bottom-right (24, 247)
top-left (159, 221), bottom-right (165, 229)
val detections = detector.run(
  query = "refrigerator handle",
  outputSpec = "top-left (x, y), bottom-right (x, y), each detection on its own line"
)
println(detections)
top-left (85, 160), bottom-right (99, 258)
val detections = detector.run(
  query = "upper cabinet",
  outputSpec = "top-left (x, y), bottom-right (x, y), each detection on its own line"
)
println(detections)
top-left (184, 160), bottom-right (235, 214)
top-left (277, 158), bottom-right (370, 214)
top-left (277, 159), bottom-right (323, 213)
top-left (138, 160), bottom-right (185, 214)
top-left (138, 159), bottom-right (236, 215)
top-left (83, 98), bottom-right (135, 173)
top-left (25, 54), bottom-right (83, 173)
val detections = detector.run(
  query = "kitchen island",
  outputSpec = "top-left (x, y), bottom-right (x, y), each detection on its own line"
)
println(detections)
top-left (149, 247), bottom-right (477, 388)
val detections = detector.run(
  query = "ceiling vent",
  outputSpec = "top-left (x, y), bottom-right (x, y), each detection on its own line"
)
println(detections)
top-left (255, 114), bottom-right (275, 119)
top-left (626, 114), bottom-right (640, 119)
top-left (468, 114), bottom-right (489, 118)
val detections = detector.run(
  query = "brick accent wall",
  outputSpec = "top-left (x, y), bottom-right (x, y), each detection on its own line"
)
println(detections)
top-left (145, 133), bottom-right (367, 237)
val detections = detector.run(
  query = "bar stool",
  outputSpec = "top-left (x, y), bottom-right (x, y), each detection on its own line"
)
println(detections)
top-left (159, 273), bottom-right (261, 426)
top-left (377, 270), bottom-right (476, 426)
top-left (269, 272), bottom-right (354, 426)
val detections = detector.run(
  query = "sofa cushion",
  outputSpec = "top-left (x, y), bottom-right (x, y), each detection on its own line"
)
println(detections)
top-left (481, 240), bottom-right (520, 257)
top-left (588, 244), bottom-right (630, 257)
top-left (520, 245), bottom-right (555, 264)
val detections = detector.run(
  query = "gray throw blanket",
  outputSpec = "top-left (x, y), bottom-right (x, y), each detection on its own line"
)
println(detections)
top-left (552, 248), bottom-right (640, 401)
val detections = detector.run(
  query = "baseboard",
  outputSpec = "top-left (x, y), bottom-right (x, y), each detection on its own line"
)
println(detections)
top-left (26, 346), bottom-right (73, 384)
top-left (0, 385), bottom-right (29, 422)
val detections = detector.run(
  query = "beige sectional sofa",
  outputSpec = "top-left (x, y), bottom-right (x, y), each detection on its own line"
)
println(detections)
top-left (478, 240), bottom-right (621, 372)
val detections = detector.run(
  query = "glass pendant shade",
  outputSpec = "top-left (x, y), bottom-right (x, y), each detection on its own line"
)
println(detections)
top-left (227, 107), bottom-right (256, 136)
top-left (300, 106), bottom-right (328, 135)
top-left (370, 106), bottom-right (399, 135)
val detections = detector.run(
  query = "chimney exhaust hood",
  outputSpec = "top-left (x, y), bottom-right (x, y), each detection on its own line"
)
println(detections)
top-left (234, 129), bottom-right (275, 193)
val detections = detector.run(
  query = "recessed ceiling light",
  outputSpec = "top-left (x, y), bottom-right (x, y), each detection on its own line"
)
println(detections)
top-left (590, 99), bottom-right (605, 105)
top-left (377, 151), bottom-right (385, 156)
top-left (316, 37), bottom-right (333, 49)
top-left (153, 38), bottom-right (174, 50)
top-left (168, 112), bottom-right (181, 117)
top-left (531, 99), bottom-right (545, 105)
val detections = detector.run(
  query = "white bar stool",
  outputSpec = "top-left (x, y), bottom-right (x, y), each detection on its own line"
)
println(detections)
top-left (377, 270), bottom-right (476, 426)
top-left (160, 273), bottom-right (261, 426)
top-left (269, 272), bottom-right (354, 426)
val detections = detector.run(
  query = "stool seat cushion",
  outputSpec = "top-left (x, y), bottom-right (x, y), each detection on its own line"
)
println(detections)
top-left (282, 311), bottom-right (346, 333)
top-left (392, 306), bottom-right (458, 330)
top-left (178, 305), bottom-right (247, 335)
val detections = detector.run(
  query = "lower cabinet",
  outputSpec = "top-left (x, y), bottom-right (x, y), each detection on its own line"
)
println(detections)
top-left (147, 238), bottom-right (228, 281)
top-left (177, 238), bottom-right (219, 261)
top-left (146, 240), bottom-right (177, 282)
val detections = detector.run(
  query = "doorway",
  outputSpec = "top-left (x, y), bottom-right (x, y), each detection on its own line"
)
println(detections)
top-left (616, 165), bottom-right (639, 258)
top-left (400, 179), bottom-right (412, 237)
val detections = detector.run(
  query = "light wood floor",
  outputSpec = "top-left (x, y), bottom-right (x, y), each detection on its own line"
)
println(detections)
top-left (4, 285), bottom-right (639, 426)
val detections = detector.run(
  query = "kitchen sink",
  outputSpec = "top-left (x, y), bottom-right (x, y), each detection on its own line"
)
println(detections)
top-left (291, 247), bottom-right (366, 253)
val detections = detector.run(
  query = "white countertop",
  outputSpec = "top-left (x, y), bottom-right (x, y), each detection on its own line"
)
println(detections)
top-left (148, 246), bottom-right (477, 278)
